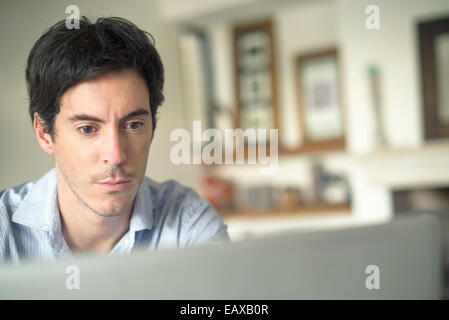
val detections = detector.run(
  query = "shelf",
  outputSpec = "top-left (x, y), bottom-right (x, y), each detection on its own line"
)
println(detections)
top-left (279, 139), bottom-right (346, 156)
top-left (219, 203), bottom-right (351, 221)
top-left (357, 143), bottom-right (449, 188)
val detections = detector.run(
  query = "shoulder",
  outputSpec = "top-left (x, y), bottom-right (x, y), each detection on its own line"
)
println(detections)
top-left (141, 177), bottom-right (230, 246)
top-left (142, 177), bottom-right (203, 212)
top-left (0, 180), bottom-right (35, 263)
top-left (0, 180), bottom-right (36, 222)
top-left (0, 169), bottom-right (55, 223)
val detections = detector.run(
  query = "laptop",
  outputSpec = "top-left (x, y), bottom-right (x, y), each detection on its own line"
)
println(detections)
top-left (0, 214), bottom-right (442, 299)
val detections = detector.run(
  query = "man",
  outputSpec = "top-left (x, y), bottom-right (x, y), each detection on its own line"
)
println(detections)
top-left (0, 16), bottom-right (229, 263)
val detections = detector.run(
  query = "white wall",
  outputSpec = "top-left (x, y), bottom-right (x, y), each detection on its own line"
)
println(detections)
top-left (160, 0), bottom-right (261, 23)
top-left (0, 0), bottom-right (201, 191)
top-left (338, 0), bottom-right (449, 153)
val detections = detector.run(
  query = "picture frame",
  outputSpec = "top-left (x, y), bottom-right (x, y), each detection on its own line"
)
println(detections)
top-left (233, 19), bottom-right (279, 143)
top-left (418, 15), bottom-right (449, 140)
top-left (294, 48), bottom-right (345, 152)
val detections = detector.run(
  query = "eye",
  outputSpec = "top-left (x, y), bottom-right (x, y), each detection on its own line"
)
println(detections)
top-left (125, 121), bottom-right (144, 130)
top-left (77, 125), bottom-right (97, 135)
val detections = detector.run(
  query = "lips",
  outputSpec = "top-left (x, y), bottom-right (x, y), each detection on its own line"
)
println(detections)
top-left (96, 179), bottom-right (131, 191)
top-left (98, 179), bottom-right (129, 184)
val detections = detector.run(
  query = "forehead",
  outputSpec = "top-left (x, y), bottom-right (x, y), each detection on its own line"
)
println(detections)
top-left (59, 68), bottom-right (150, 116)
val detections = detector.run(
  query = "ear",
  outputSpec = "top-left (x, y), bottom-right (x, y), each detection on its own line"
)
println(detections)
top-left (33, 113), bottom-right (55, 154)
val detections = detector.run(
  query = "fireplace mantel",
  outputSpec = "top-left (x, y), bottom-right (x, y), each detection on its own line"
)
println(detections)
top-left (358, 142), bottom-right (449, 189)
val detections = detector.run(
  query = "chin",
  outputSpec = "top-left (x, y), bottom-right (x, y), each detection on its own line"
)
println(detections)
top-left (87, 196), bottom-right (131, 217)
top-left (95, 206), bottom-right (129, 218)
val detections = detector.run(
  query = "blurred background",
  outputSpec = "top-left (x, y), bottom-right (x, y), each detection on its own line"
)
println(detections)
top-left (1, 0), bottom-right (449, 294)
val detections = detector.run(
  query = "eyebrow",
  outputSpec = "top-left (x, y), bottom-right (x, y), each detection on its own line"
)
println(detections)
top-left (68, 108), bottom-right (150, 124)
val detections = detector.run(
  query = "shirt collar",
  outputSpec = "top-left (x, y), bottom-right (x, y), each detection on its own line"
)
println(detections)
top-left (129, 177), bottom-right (154, 233)
top-left (11, 168), bottom-right (59, 232)
top-left (11, 168), bottom-right (154, 234)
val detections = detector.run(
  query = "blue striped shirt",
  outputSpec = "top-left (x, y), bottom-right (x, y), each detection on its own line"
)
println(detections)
top-left (0, 168), bottom-right (229, 264)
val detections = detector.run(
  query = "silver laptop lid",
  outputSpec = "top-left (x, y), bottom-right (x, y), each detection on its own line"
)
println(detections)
top-left (0, 214), bottom-right (442, 299)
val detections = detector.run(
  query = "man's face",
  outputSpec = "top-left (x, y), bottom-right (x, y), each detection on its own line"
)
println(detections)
top-left (48, 68), bottom-right (153, 217)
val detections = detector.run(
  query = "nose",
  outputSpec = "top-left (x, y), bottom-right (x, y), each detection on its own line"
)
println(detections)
top-left (101, 127), bottom-right (127, 166)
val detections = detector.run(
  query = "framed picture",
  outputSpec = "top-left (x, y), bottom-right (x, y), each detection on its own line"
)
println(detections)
top-left (294, 48), bottom-right (345, 151)
top-left (418, 15), bottom-right (449, 140)
top-left (233, 19), bottom-right (279, 143)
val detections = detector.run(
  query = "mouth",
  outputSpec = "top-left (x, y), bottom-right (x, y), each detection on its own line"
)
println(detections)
top-left (96, 179), bottom-right (131, 191)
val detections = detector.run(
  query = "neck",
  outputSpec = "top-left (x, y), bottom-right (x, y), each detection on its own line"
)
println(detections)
top-left (56, 171), bottom-right (132, 255)
top-left (60, 209), bottom-right (131, 254)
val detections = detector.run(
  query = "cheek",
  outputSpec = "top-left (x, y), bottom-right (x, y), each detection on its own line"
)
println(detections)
top-left (129, 136), bottom-right (151, 162)
top-left (54, 136), bottom-right (98, 168)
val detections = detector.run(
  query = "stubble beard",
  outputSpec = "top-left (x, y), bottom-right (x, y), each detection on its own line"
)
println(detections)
top-left (59, 167), bottom-right (131, 218)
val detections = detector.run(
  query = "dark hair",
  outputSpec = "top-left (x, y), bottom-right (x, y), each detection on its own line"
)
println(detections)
top-left (26, 16), bottom-right (164, 135)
